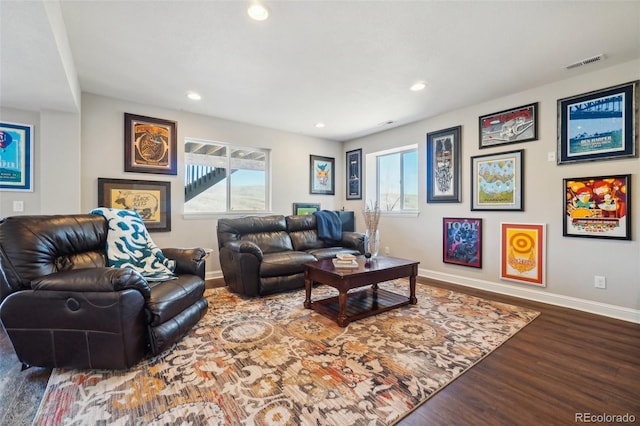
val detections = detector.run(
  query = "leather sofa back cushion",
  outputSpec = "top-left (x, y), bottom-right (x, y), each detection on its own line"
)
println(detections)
top-left (217, 215), bottom-right (293, 253)
top-left (0, 215), bottom-right (108, 290)
top-left (241, 231), bottom-right (293, 254)
top-left (287, 214), bottom-right (323, 251)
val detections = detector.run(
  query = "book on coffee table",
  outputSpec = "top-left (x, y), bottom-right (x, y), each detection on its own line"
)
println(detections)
top-left (332, 258), bottom-right (358, 269)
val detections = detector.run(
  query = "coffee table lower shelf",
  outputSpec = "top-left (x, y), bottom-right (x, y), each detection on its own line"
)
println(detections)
top-left (308, 287), bottom-right (410, 326)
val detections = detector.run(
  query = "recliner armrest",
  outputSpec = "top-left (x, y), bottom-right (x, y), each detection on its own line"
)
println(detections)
top-left (223, 240), bottom-right (263, 261)
top-left (30, 267), bottom-right (151, 299)
top-left (162, 247), bottom-right (206, 278)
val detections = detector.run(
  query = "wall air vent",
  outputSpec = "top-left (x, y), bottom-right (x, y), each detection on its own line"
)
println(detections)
top-left (565, 54), bottom-right (605, 70)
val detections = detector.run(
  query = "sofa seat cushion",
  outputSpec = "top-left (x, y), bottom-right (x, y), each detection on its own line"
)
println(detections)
top-left (307, 247), bottom-right (361, 260)
top-left (260, 251), bottom-right (317, 277)
top-left (147, 275), bottom-right (205, 326)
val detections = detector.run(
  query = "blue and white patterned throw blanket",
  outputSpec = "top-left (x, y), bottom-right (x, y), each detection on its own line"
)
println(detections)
top-left (90, 208), bottom-right (176, 281)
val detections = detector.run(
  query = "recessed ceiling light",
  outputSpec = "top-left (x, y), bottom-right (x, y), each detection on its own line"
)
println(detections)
top-left (248, 2), bottom-right (270, 21)
top-left (315, 122), bottom-right (326, 128)
top-left (410, 81), bottom-right (427, 91)
top-left (186, 91), bottom-right (202, 101)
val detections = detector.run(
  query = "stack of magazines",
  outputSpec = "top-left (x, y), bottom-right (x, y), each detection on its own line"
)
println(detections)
top-left (332, 253), bottom-right (358, 269)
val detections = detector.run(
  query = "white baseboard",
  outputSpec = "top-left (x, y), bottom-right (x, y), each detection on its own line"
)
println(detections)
top-left (206, 271), bottom-right (224, 281)
top-left (420, 268), bottom-right (640, 324)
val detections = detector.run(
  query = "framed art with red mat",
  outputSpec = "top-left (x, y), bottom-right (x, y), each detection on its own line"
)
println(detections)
top-left (500, 222), bottom-right (546, 286)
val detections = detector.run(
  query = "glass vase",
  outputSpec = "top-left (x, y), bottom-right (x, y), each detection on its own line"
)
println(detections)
top-left (365, 228), bottom-right (380, 257)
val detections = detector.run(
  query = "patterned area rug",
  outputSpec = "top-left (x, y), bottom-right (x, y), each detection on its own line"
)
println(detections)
top-left (33, 281), bottom-right (538, 425)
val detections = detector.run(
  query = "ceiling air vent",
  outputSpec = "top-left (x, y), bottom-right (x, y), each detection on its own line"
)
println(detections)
top-left (565, 54), bottom-right (605, 70)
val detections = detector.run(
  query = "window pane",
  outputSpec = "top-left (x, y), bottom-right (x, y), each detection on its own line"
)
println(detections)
top-left (378, 153), bottom-right (401, 211)
top-left (402, 150), bottom-right (418, 210)
top-left (184, 140), bottom-right (269, 213)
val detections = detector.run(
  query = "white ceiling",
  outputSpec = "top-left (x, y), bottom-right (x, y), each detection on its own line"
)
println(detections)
top-left (2, 0), bottom-right (639, 142)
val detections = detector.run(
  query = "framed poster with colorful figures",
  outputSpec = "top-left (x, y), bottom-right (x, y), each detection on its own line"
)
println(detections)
top-left (563, 175), bottom-right (630, 240)
top-left (500, 223), bottom-right (546, 286)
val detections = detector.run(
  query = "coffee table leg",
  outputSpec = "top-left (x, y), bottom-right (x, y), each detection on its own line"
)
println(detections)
top-left (337, 291), bottom-right (348, 326)
top-left (304, 272), bottom-right (312, 309)
top-left (409, 270), bottom-right (418, 305)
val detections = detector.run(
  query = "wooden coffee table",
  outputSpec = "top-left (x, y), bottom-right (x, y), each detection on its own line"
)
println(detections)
top-left (303, 256), bottom-right (419, 327)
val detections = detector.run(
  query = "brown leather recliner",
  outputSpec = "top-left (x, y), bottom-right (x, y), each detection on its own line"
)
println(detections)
top-left (0, 214), bottom-right (208, 370)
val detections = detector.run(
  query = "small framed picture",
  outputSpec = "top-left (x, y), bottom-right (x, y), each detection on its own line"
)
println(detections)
top-left (427, 126), bottom-right (462, 203)
top-left (0, 121), bottom-right (34, 191)
top-left (443, 218), bottom-right (482, 268)
top-left (500, 223), bottom-right (546, 287)
top-left (470, 149), bottom-right (524, 211)
top-left (124, 113), bottom-right (177, 175)
top-left (346, 148), bottom-right (362, 200)
top-left (293, 203), bottom-right (321, 215)
top-left (98, 178), bottom-right (172, 232)
top-left (563, 174), bottom-right (630, 240)
top-left (557, 81), bottom-right (638, 164)
top-left (310, 155), bottom-right (335, 195)
top-left (479, 103), bottom-right (538, 148)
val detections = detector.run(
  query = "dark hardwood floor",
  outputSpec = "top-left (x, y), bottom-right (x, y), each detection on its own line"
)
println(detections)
top-left (1, 278), bottom-right (638, 425)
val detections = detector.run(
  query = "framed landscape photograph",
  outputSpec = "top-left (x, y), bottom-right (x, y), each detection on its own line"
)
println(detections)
top-left (0, 121), bottom-right (33, 191)
top-left (557, 81), bottom-right (638, 164)
top-left (563, 174), bottom-right (630, 240)
top-left (443, 217), bottom-right (482, 268)
top-left (470, 149), bottom-right (524, 211)
top-left (310, 155), bottom-right (335, 195)
top-left (98, 178), bottom-right (172, 232)
top-left (479, 103), bottom-right (538, 148)
top-left (293, 203), bottom-right (321, 215)
top-left (346, 148), bottom-right (362, 200)
top-left (500, 223), bottom-right (546, 287)
top-left (427, 126), bottom-right (462, 203)
top-left (124, 113), bottom-right (177, 175)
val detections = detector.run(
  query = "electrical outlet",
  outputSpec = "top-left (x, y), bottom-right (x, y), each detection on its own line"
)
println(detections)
top-left (547, 151), bottom-right (556, 162)
top-left (594, 275), bottom-right (606, 289)
top-left (13, 201), bottom-right (24, 212)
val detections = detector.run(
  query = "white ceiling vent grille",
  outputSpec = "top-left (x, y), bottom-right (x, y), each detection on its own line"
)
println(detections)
top-left (565, 54), bottom-right (605, 70)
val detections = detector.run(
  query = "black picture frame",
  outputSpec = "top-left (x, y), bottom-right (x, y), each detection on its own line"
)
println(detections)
top-left (557, 81), bottom-right (638, 164)
top-left (479, 103), bottom-right (538, 148)
top-left (427, 126), bottom-right (462, 203)
top-left (98, 177), bottom-right (172, 232)
top-left (443, 217), bottom-right (482, 268)
top-left (562, 174), bottom-right (631, 240)
top-left (309, 155), bottom-right (335, 195)
top-left (124, 113), bottom-right (177, 175)
top-left (470, 149), bottom-right (524, 211)
top-left (346, 148), bottom-right (362, 200)
top-left (292, 203), bottom-right (321, 215)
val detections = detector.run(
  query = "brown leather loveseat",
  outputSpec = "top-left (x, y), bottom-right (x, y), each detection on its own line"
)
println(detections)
top-left (0, 214), bottom-right (208, 370)
top-left (217, 214), bottom-right (364, 297)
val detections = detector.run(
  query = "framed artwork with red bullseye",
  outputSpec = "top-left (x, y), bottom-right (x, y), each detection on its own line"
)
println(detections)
top-left (500, 223), bottom-right (546, 286)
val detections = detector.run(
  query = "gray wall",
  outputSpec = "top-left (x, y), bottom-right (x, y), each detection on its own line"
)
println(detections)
top-left (344, 59), bottom-right (640, 322)
top-left (2, 59), bottom-right (638, 322)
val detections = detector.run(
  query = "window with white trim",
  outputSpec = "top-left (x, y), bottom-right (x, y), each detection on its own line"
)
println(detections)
top-left (184, 139), bottom-right (270, 213)
top-left (365, 144), bottom-right (418, 212)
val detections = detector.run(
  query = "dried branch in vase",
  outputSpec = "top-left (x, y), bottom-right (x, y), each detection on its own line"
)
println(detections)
top-left (362, 201), bottom-right (381, 231)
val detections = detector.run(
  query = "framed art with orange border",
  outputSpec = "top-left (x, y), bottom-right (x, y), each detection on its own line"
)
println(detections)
top-left (124, 113), bottom-right (177, 175)
top-left (500, 223), bottom-right (546, 286)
